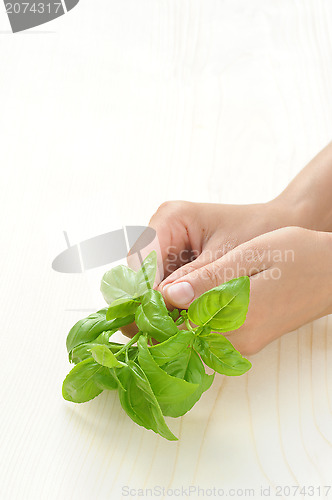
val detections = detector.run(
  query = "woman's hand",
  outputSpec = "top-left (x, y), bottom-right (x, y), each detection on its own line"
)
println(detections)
top-left (124, 142), bottom-right (332, 349)
top-left (161, 227), bottom-right (332, 355)
top-left (129, 199), bottom-right (295, 285)
top-left (122, 198), bottom-right (299, 339)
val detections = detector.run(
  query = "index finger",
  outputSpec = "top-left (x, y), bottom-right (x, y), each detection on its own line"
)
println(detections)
top-left (127, 203), bottom-right (193, 283)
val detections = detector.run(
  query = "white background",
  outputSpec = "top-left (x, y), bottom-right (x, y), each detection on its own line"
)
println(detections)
top-left (1, 1), bottom-right (332, 499)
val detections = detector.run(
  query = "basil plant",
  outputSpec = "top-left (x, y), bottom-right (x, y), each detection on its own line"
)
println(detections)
top-left (62, 251), bottom-right (251, 441)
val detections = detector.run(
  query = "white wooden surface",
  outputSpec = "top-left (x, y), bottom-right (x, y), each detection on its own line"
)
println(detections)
top-left (1, 1), bottom-right (332, 499)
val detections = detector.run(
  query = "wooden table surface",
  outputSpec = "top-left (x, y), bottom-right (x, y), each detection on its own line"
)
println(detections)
top-left (1, 1), bottom-right (332, 499)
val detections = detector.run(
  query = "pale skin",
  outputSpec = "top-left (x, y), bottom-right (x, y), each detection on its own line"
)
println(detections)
top-left (124, 142), bottom-right (332, 355)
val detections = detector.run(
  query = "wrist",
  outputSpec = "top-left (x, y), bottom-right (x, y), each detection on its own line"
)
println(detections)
top-left (267, 195), bottom-right (327, 232)
top-left (263, 197), bottom-right (303, 231)
top-left (270, 192), bottom-right (332, 233)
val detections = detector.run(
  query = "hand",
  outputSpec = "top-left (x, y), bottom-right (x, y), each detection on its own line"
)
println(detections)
top-left (122, 199), bottom-right (295, 338)
top-left (124, 142), bottom-right (332, 346)
top-left (161, 227), bottom-right (332, 355)
top-left (129, 199), bottom-right (294, 287)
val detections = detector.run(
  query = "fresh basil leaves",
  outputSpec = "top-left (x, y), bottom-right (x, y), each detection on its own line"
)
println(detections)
top-left (63, 251), bottom-right (252, 441)
top-left (135, 290), bottom-right (179, 342)
top-left (66, 308), bottom-right (134, 354)
top-left (188, 276), bottom-right (250, 332)
top-left (100, 251), bottom-right (157, 304)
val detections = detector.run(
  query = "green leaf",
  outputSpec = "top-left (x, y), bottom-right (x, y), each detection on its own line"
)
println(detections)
top-left (66, 308), bottom-right (135, 354)
top-left (101, 251), bottom-right (157, 306)
top-left (148, 330), bottom-right (194, 366)
top-left (62, 358), bottom-right (118, 403)
top-left (196, 325), bottom-right (212, 336)
top-left (106, 297), bottom-right (140, 321)
top-left (135, 251), bottom-right (157, 296)
top-left (168, 308), bottom-right (180, 321)
top-left (71, 340), bottom-right (138, 365)
top-left (188, 276), bottom-right (250, 332)
top-left (90, 345), bottom-right (123, 368)
top-left (161, 348), bottom-right (215, 417)
top-left (70, 331), bottom-right (114, 363)
top-left (194, 334), bottom-right (251, 376)
top-left (137, 336), bottom-right (199, 414)
top-left (101, 265), bottom-right (137, 304)
top-left (117, 360), bottom-right (177, 441)
top-left (135, 290), bottom-right (179, 342)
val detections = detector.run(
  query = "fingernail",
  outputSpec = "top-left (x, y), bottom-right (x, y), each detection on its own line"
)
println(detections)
top-left (164, 282), bottom-right (194, 307)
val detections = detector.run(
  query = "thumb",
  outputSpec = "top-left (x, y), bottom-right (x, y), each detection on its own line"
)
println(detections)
top-left (162, 238), bottom-right (271, 308)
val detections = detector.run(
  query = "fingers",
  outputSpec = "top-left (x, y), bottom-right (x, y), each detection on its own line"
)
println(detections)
top-left (159, 250), bottom-right (214, 288)
top-left (127, 201), bottom-right (197, 283)
top-left (127, 228), bottom-right (164, 287)
top-left (122, 201), bottom-right (195, 336)
top-left (161, 234), bottom-right (274, 308)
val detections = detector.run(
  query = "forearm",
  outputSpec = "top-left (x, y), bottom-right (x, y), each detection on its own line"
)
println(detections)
top-left (271, 142), bottom-right (332, 232)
